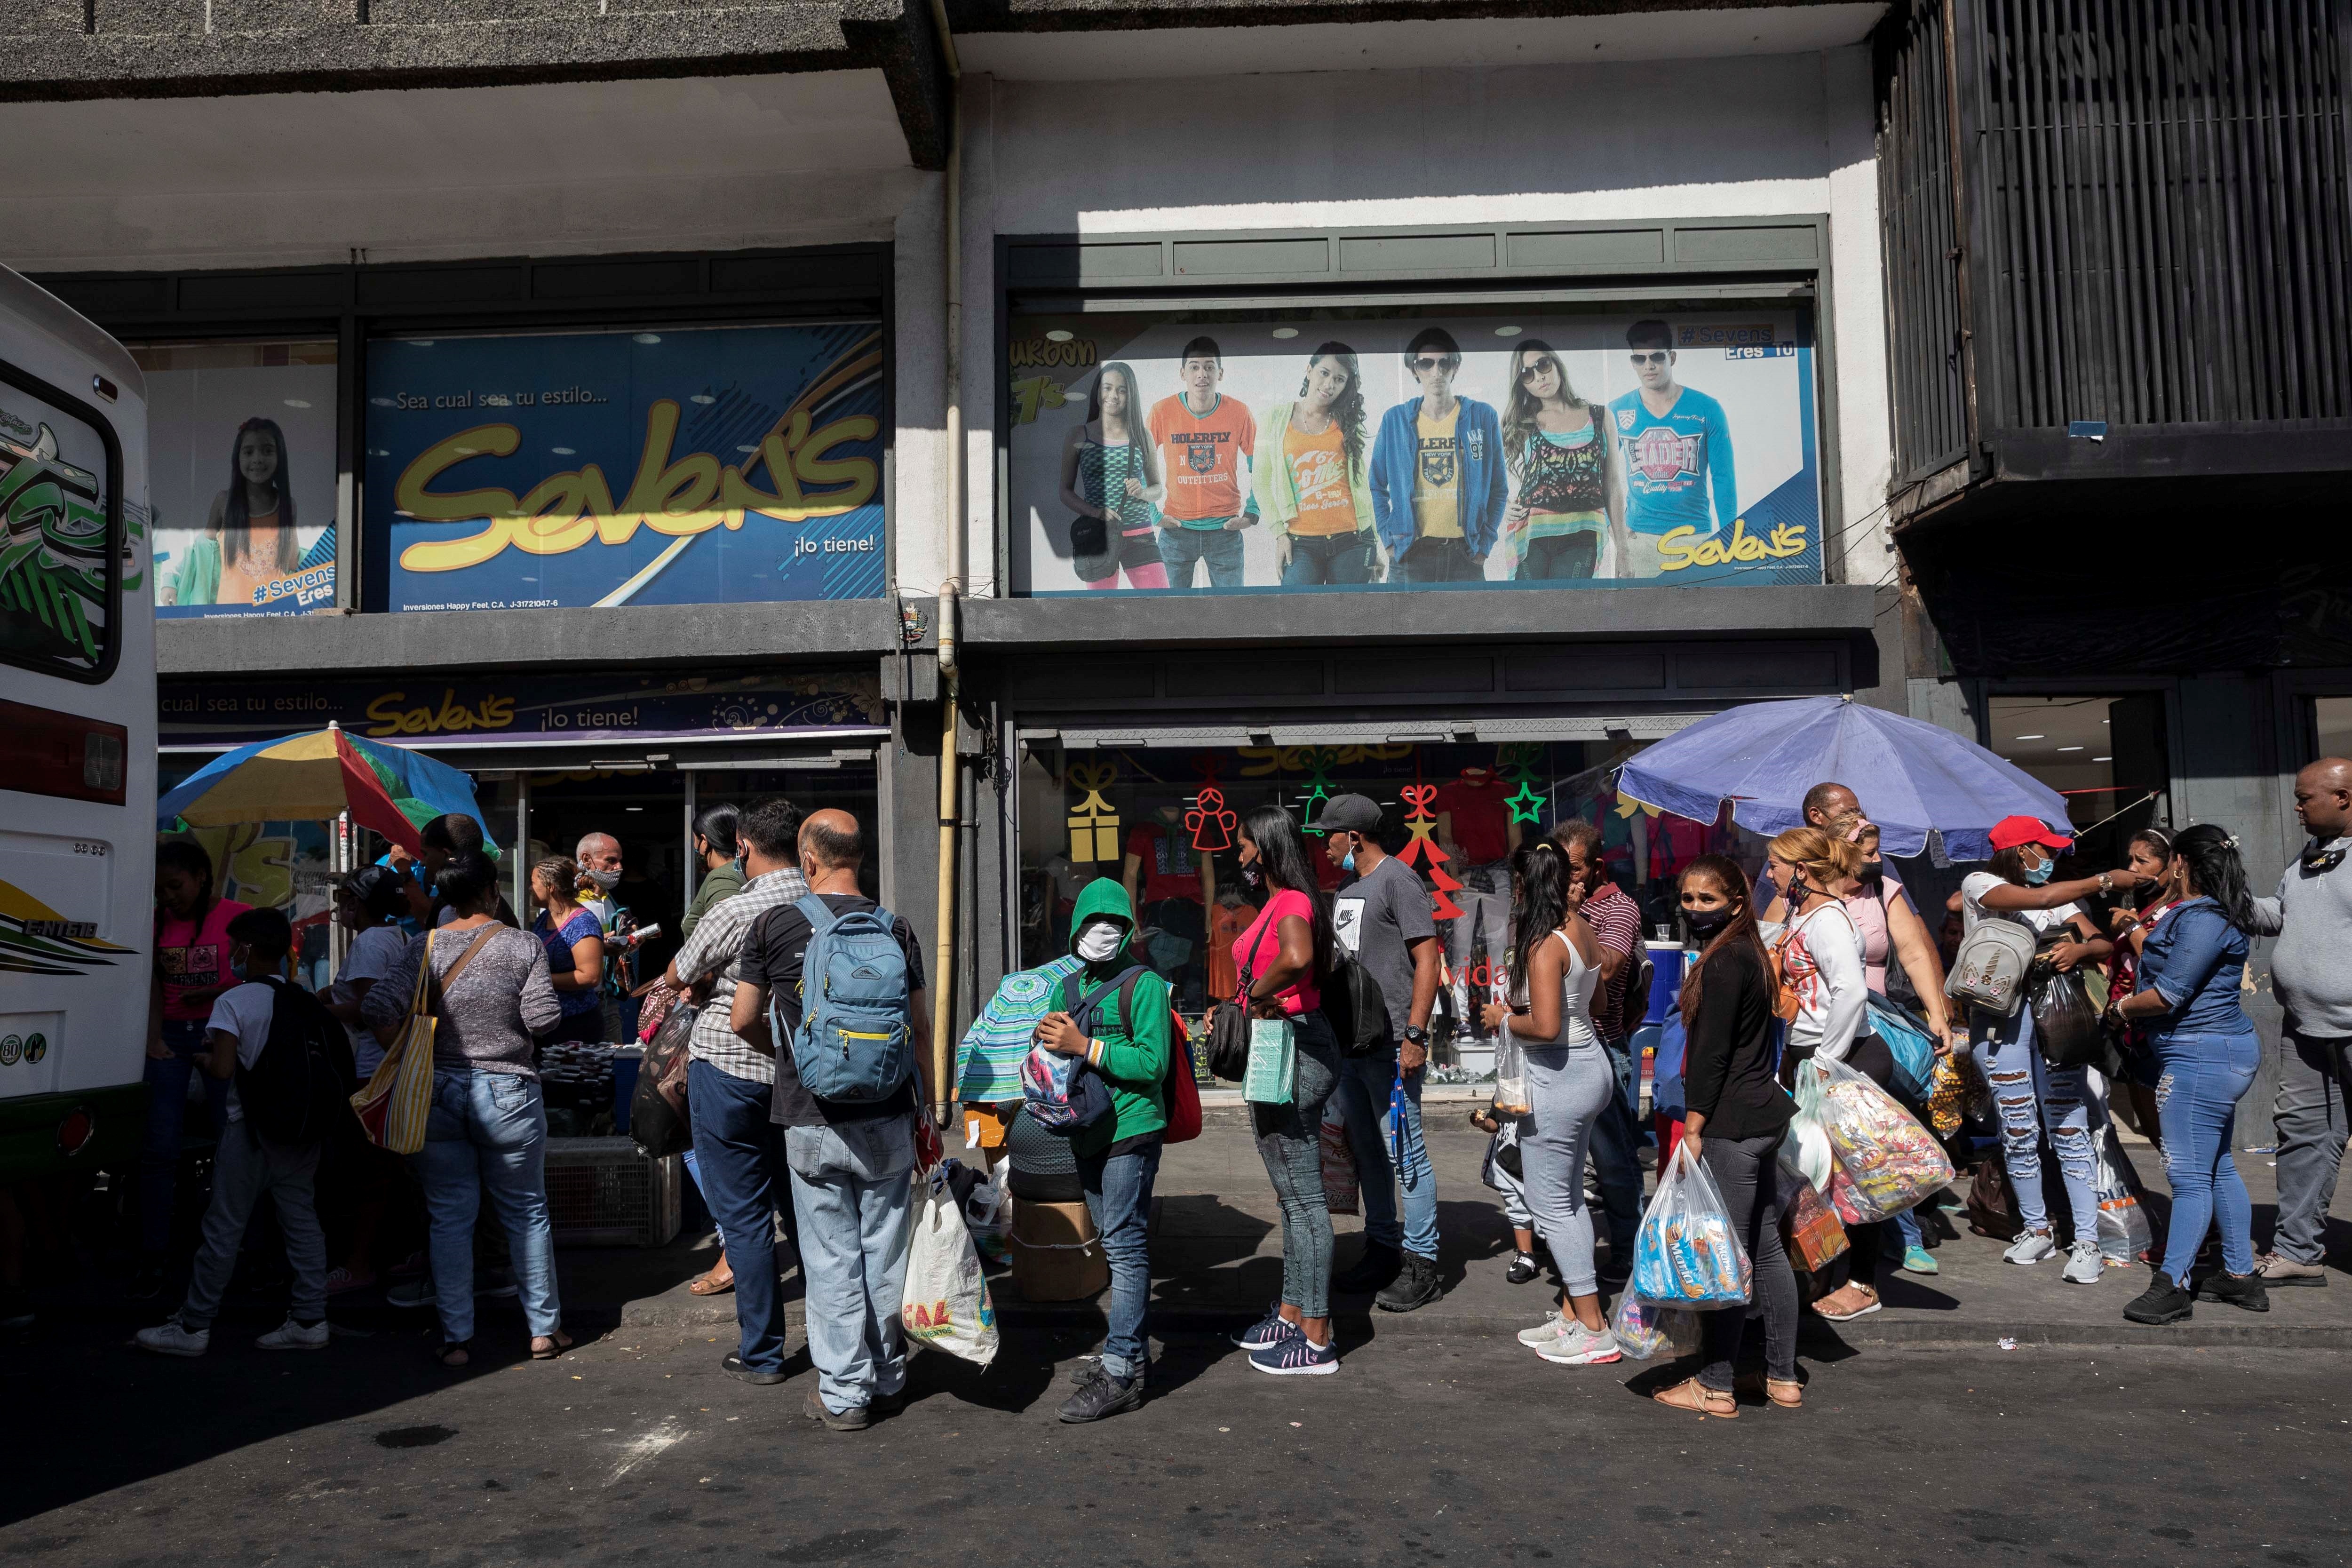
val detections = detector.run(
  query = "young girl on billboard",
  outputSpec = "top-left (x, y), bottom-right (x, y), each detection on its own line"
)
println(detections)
top-left (1498, 341), bottom-right (1629, 581)
top-left (1059, 361), bottom-right (1168, 591)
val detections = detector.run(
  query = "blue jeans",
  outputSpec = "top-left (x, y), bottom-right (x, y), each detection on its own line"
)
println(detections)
top-left (410, 1068), bottom-right (561, 1343)
top-left (1281, 531), bottom-right (1371, 586)
top-left (1157, 523), bottom-right (1247, 589)
top-left (785, 1115), bottom-right (915, 1414)
top-left (1970, 1003), bottom-right (2099, 1241)
top-left (1587, 1037), bottom-right (1644, 1261)
top-left (2155, 1030), bottom-right (2262, 1285)
top-left (689, 1060), bottom-right (791, 1370)
top-left (178, 1123), bottom-right (326, 1331)
top-left (141, 1019), bottom-right (229, 1259)
top-left (1395, 536), bottom-right (1484, 583)
top-left (1334, 1051), bottom-right (1438, 1259)
top-left (1077, 1138), bottom-right (1163, 1382)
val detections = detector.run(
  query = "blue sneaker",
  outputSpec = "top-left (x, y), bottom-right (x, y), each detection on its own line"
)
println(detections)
top-left (1232, 1304), bottom-right (1296, 1351)
top-left (1249, 1332), bottom-right (1338, 1376)
top-left (1902, 1245), bottom-right (1940, 1276)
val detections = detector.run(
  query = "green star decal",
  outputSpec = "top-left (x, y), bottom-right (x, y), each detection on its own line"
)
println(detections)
top-left (1504, 780), bottom-right (1547, 824)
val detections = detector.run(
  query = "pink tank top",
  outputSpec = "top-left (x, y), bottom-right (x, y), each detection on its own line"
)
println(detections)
top-left (1843, 887), bottom-right (1891, 995)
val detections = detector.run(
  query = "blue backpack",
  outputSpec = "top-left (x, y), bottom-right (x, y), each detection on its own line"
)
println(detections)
top-left (779, 895), bottom-right (914, 1103)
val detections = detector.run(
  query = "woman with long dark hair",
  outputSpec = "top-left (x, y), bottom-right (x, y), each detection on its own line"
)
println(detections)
top-left (184, 418), bottom-right (301, 609)
top-left (1962, 817), bottom-right (2142, 1285)
top-left (1253, 342), bottom-right (1378, 586)
top-left (2110, 823), bottom-right (2269, 1323)
top-left (1653, 855), bottom-right (1801, 1415)
top-left (1059, 361), bottom-right (1168, 591)
top-left (1498, 340), bottom-right (1628, 580)
top-left (1225, 805), bottom-right (1346, 1375)
top-left (1482, 840), bottom-right (1621, 1367)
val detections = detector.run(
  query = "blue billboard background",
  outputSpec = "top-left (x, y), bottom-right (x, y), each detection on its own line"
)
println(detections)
top-left (368, 324), bottom-right (885, 611)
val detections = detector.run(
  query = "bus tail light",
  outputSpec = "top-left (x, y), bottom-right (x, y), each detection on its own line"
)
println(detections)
top-left (0, 699), bottom-right (127, 805)
top-left (56, 1108), bottom-right (93, 1157)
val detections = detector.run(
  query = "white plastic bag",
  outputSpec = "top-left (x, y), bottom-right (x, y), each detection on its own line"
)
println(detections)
top-left (1611, 1290), bottom-right (1703, 1362)
top-left (901, 1164), bottom-right (999, 1367)
top-left (955, 1156), bottom-right (1010, 1266)
top-left (1805, 1054), bottom-right (1953, 1224)
top-left (1786, 1062), bottom-right (1838, 1195)
top-left (2091, 1122), bottom-right (2153, 1265)
top-left (1629, 1143), bottom-right (1751, 1306)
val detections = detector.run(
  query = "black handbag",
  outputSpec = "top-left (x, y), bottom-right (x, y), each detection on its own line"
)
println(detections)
top-left (1206, 919), bottom-right (1277, 1082)
top-left (1320, 950), bottom-right (1392, 1059)
top-left (1069, 511), bottom-right (1108, 558)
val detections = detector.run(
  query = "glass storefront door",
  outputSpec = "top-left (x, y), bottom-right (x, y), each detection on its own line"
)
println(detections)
top-left (1985, 693), bottom-right (2170, 872)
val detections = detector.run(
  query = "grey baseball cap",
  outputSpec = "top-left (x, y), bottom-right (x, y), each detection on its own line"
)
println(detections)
top-left (1314, 793), bottom-right (1383, 835)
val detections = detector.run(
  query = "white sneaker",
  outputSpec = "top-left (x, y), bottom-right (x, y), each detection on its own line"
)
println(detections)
top-left (2061, 1240), bottom-right (2105, 1285)
top-left (257, 1317), bottom-right (331, 1351)
top-left (1535, 1323), bottom-right (1624, 1366)
top-left (1517, 1314), bottom-right (1573, 1347)
top-left (135, 1318), bottom-right (210, 1357)
top-left (2003, 1231), bottom-right (2058, 1266)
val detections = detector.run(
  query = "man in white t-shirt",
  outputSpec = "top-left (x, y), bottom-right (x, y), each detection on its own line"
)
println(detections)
top-left (136, 908), bottom-right (334, 1358)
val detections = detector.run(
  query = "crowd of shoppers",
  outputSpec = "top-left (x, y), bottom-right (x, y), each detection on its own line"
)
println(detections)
top-left (95, 753), bottom-right (2348, 1423)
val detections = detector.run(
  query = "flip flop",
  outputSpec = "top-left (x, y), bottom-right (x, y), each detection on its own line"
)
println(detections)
top-left (530, 1331), bottom-right (574, 1360)
top-left (1652, 1377), bottom-right (1738, 1418)
top-left (688, 1270), bottom-right (735, 1297)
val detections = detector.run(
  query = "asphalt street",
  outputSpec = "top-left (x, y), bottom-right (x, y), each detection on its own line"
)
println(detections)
top-left (7, 1306), bottom-right (2350, 1567)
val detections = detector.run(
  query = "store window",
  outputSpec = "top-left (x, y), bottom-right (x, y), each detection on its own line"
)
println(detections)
top-left (1007, 301), bottom-right (1820, 596)
top-left (1986, 694), bottom-right (2169, 868)
top-left (2312, 696), bottom-right (2352, 762)
top-left (365, 322), bottom-right (884, 612)
top-left (1015, 737), bottom-right (1740, 1076)
top-left (137, 340), bottom-right (340, 618)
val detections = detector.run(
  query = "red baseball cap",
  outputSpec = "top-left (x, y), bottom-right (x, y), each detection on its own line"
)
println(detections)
top-left (1989, 815), bottom-right (2073, 852)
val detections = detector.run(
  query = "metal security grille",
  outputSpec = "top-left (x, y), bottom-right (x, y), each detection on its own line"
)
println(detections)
top-left (1878, 0), bottom-right (2352, 486)
top-left (1974, 0), bottom-right (2351, 432)
top-left (1877, 0), bottom-right (1971, 486)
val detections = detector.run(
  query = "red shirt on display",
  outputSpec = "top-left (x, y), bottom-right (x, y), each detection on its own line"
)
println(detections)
top-left (1126, 821), bottom-right (1206, 904)
top-left (1434, 773), bottom-right (1511, 864)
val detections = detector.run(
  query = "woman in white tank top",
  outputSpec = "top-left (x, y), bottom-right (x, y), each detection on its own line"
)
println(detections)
top-left (1481, 843), bottom-right (1623, 1367)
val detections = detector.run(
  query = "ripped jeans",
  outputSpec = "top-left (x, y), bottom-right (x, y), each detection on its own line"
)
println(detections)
top-left (1969, 1003), bottom-right (2100, 1244)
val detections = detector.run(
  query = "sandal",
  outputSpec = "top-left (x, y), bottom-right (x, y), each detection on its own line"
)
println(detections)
top-left (1812, 1285), bottom-right (1881, 1322)
top-left (1652, 1377), bottom-right (1738, 1418)
top-left (1738, 1372), bottom-right (1804, 1409)
top-left (437, 1341), bottom-right (471, 1369)
top-left (530, 1331), bottom-right (574, 1360)
top-left (687, 1268), bottom-right (735, 1297)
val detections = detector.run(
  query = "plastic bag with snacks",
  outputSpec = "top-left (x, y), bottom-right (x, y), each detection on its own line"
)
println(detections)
top-left (1927, 1049), bottom-right (1969, 1139)
top-left (1804, 1054), bottom-right (1954, 1224)
top-left (1629, 1143), bottom-right (1752, 1307)
top-left (1611, 1290), bottom-right (1703, 1361)
top-left (1492, 1029), bottom-right (1531, 1118)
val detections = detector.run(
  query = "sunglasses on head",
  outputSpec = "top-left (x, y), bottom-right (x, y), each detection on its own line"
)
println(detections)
top-left (1630, 351), bottom-right (1671, 366)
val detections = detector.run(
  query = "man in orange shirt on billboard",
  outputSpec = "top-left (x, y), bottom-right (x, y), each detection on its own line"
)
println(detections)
top-left (1147, 337), bottom-right (1259, 589)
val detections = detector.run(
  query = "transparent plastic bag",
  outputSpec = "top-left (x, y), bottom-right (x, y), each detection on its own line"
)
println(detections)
top-left (1786, 1064), bottom-right (1838, 1194)
top-left (1492, 1029), bottom-right (1530, 1118)
top-left (2091, 1121), bottom-right (2153, 1265)
top-left (1629, 1143), bottom-right (1751, 1306)
top-left (1611, 1290), bottom-right (1702, 1361)
top-left (1806, 1054), bottom-right (1954, 1223)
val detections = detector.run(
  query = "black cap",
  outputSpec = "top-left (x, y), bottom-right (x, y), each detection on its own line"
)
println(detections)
top-left (1314, 794), bottom-right (1382, 835)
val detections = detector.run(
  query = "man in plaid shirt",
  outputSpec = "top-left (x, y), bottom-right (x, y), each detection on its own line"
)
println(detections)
top-left (665, 794), bottom-right (808, 1385)
top-left (1555, 818), bottom-right (1644, 1281)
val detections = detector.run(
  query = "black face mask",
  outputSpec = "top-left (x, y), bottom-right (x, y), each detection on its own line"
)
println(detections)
top-left (1856, 860), bottom-right (1885, 888)
top-left (1240, 858), bottom-right (1264, 890)
top-left (1683, 906), bottom-right (1733, 939)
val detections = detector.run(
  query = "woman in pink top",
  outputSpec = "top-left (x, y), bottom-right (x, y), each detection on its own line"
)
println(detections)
top-left (139, 840), bottom-right (253, 1296)
top-left (1226, 805), bottom-right (1345, 1376)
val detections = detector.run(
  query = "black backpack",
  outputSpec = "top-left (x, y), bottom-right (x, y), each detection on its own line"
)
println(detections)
top-left (1320, 950), bottom-right (1393, 1059)
top-left (237, 977), bottom-right (357, 1148)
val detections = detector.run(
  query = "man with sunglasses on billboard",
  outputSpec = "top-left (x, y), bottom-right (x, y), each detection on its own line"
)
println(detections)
top-left (1608, 319), bottom-right (1737, 578)
top-left (1370, 328), bottom-right (1508, 585)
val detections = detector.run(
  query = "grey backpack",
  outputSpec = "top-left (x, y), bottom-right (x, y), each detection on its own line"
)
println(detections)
top-left (1949, 918), bottom-right (2037, 1017)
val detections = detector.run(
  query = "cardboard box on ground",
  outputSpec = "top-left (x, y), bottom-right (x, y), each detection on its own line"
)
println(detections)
top-left (1009, 1199), bottom-right (1109, 1301)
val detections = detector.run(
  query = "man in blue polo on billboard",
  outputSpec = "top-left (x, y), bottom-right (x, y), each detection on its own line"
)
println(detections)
top-left (1370, 328), bottom-right (1508, 585)
top-left (1609, 319), bottom-right (1737, 578)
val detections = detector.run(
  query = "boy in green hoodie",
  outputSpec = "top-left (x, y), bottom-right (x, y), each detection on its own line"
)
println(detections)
top-left (1033, 878), bottom-right (1172, 1422)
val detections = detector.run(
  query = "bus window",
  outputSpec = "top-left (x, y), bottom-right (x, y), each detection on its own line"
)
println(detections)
top-left (0, 363), bottom-right (120, 681)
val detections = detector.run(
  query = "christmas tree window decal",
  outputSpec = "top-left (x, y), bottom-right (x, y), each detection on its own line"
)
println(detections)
top-left (1398, 781), bottom-right (1465, 920)
top-left (1066, 760), bottom-right (1122, 862)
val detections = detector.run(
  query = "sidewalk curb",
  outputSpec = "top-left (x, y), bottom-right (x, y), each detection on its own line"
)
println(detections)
top-left (606, 1290), bottom-right (2352, 1351)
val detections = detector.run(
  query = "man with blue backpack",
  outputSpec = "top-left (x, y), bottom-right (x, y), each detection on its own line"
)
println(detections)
top-left (1029, 877), bottom-right (1173, 1423)
top-left (731, 810), bottom-right (932, 1432)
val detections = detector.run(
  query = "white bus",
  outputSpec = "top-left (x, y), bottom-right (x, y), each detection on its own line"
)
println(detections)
top-left (0, 265), bottom-right (152, 1183)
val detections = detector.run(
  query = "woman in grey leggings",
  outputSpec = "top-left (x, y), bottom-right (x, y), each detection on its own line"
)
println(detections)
top-left (1225, 806), bottom-right (1348, 1377)
top-left (1485, 842), bottom-right (1621, 1367)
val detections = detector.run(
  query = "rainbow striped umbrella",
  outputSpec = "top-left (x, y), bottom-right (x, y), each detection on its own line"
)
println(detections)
top-left (158, 723), bottom-right (496, 855)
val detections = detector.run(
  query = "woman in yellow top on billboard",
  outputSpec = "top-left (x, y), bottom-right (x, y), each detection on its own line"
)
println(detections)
top-left (163, 416), bottom-right (302, 608)
top-left (1498, 341), bottom-right (1629, 581)
top-left (1252, 342), bottom-right (1379, 587)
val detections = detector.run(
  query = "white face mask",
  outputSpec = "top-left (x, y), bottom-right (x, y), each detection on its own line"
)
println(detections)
top-left (582, 867), bottom-right (621, 892)
top-left (1075, 920), bottom-right (1124, 963)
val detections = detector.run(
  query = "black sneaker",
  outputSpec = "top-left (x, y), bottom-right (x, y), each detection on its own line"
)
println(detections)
top-left (803, 1392), bottom-right (870, 1431)
top-left (1505, 1252), bottom-right (1540, 1285)
top-left (1333, 1242), bottom-right (1402, 1295)
top-left (2194, 1269), bottom-right (2272, 1313)
top-left (2123, 1273), bottom-right (2194, 1325)
top-left (723, 1352), bottom-right (788, 1385)
top-left (1057, 1368), bottom-right (1144, 1424)
top-left (1376, 1252), bottom-right (1443, 1313)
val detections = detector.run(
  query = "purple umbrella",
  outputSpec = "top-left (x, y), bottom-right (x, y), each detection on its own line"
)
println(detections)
top-left (1616, 696), bottom-right (2070, 862)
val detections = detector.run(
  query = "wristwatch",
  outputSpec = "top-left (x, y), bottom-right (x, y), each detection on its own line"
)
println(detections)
top-left (1401, 1025), bottom-right (1430, 1047)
